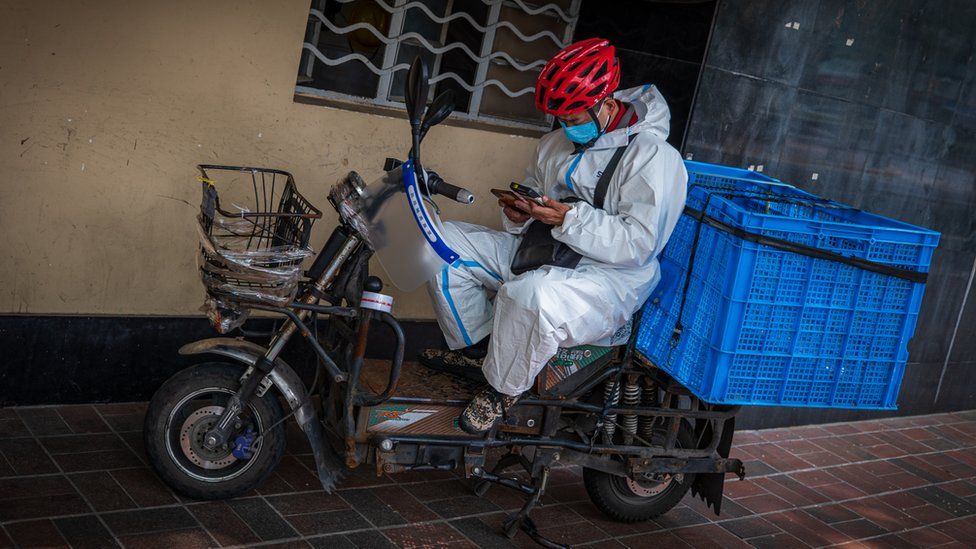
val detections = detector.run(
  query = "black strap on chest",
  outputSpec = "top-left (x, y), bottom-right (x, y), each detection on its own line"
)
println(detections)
top-left (590, 133), bottom-right (637, 209)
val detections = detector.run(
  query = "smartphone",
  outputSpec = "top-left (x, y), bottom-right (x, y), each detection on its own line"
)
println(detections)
top-left (509, 182), bottom-right (546, 205)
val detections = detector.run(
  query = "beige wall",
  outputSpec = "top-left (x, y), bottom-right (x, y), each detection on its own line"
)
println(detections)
top-left (0, 0), bottom-right (536, 318)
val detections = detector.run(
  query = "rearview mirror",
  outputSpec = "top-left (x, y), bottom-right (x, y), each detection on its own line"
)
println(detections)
top-left (405, 56), bottom-right (429, 132)
top-left (421, 89), bottom-right (456, 135)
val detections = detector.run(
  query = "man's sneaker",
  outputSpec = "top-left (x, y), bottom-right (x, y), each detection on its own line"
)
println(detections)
top-left (459, 386), bottom-right (519, 434)
top-left (418, 348), bottom-right (486, 382)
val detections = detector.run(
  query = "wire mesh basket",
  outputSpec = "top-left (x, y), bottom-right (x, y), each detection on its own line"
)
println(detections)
top-left (196, 165), bottom-right (322, 331)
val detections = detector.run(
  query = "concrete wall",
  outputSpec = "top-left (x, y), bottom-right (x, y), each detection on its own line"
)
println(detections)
top-left (0, 0), bottom-right (534, 319)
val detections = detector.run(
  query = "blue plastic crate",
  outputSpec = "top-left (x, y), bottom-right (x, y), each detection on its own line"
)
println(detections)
top-left (634, 161), bottom-right (940, 409)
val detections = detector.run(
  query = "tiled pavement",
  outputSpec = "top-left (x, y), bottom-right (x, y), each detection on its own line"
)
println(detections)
top-left (1, 404), bottom-right (974, 548)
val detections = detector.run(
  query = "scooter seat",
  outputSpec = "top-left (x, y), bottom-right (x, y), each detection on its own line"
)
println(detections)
top-left (536, 344), bottom-right (620, 397)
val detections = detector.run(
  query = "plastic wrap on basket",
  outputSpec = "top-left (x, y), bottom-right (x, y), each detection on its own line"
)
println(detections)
top-left (193, 165), bottom-right (322, 333)
top-left (200, 296), bottom-right (250, 334)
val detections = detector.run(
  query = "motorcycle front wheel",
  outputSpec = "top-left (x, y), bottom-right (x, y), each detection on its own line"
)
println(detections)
top-left (144, 362), bottom-right (286, 500)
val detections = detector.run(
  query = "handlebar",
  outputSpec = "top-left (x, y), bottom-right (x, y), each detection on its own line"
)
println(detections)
top-left (383, 157), bottom-right (475, 204)
top-left (426, 173), bottom-right (475, 204)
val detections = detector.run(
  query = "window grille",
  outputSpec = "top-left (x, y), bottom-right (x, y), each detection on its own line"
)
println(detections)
top-left (296, 0), bottom-right (580, 132)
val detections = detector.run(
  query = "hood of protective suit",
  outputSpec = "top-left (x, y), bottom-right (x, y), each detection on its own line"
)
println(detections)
top-left (577, 84), bottom-right (672, 151)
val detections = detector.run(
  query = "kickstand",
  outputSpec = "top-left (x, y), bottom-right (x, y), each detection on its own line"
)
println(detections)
top-left (501, 467), bottom-right (569, 549)
top-left (473, 451), bottom-right (532, 497)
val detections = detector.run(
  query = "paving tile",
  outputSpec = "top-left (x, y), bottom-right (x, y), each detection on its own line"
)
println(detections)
top-left (908, 485), bottom-right (976, 517)
top-left (109, 468), bottom-right (177, 507)
top-left (101, 506), bottom-right (197, 536)
top-left (876, 490), bottom-right (929, 511)
top-left (403, 478), bottom-right (472, 502)
top-left (305, 534), bottom-right (361, 549)
top-left (762, 510), bottom-right (850, 547)
top-left (933, 517), bottom-right (976, 543)
top-left (53, 514), bottom-right (120, 548)
top-left (102, 413), bottom-right (144, 433)
top-left (745, 532), bottom-right (810, 549)
top-left (718, 516), bottom-right (782, 539)
top-left (4, 519), bottom-right (69, 548)
top-left (895, 526), bottom-right (956, 547)
top-left (812, 482), bottom-right (868, 501)
top-left (735, 493), bottom-right (794, 514)
top-left (0, 474), bottom-right (78, 499)
top-left (51, 448), bottom-right (142, 472)
top-left (803, 503), bottom-right (860, 524)
top-left (566, 501), bottom-right (663, 537)
top-left (787, 469), bottom-right (841, 488)
top-left (671, 523), bottom-right (751, 548)
top-left (941, 479), bottom-right (976, 498)
top-left (70, 471), bottom-right (137, 511)
top-left (226, 497), bottom-right (299, 540)
top-left (95, 403), bottom-right (148, 416)
top-left (0, 438), bottom-right (59, 475)
top-left (275, 455), bottom-right (324, 492)
top-left (0, 492), bottom-right (90, 521)
top-left (339, 485), bottom-right (436, 526)
top-left (117, 528), bottom-right (213, 549)
top-left (16, 408), bottom-right (73, 436)
top-left (39, 433), bottom-right (128, 455)
top-left (56, 406), bottom-right (111, 434)
top-left (0, 526), bottom-right (9, 549)
top-left (651, 506), bottom-right (710, 529)
top-left (740, 460), bottom-right (778, 477)
top-left (268, 491), bottom-right (350, 516)
top-left (830, 518), bottom-right (888, 539)
top-left (255, 540), bottom-right (312, 549)
top-left (339, 530), bottom-right (398, 548)
top-left (188, 501), bottom-right (262, 546)
top-left (723, 479), bottom-right (769, 500)
top-left (0, 416), bottom-right (32, 438)
top-left (533, 520), bottom-right (613, 547)
top-left (383, 522), bottom-right (475, 548)
top-left (901, 502), bottom-right (954, 523)
top-left (116, 431), bottom-right (148, 464)
top-left (285, 509), bottom-right (371, 536)
top-left (449, 516), bottom-right (519, 549)
top-left (840, 499), bottom-right (920, 532)
top-left (618, 529), bottom-right (693, 548)
top-left (425, 494), bottom-right (502, 519)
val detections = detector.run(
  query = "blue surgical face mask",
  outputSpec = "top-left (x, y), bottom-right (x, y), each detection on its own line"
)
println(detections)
top-left (559, 119), bottom-right (600, 144)
top-left (559, 102), bottom-right (607, 145)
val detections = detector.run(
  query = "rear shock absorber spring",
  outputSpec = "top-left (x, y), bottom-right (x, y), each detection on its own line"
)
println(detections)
top-left (602, 378), bottom-right (621, 441)
top-left (639, 377), bottom-right (658, 442)
top-left (621, 375), bottom-right (641, 445)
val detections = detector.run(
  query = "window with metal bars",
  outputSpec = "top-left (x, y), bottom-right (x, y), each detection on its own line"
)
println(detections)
top-left (296, 0), bottom-right (579, 132)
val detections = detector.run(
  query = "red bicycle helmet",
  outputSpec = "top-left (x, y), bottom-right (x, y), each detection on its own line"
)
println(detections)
top-left (535, 38), bottom-right (621, 117)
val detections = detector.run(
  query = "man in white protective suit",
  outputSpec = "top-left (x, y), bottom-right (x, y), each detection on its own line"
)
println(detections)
top-left (419, 37), bottom-right (688, 434)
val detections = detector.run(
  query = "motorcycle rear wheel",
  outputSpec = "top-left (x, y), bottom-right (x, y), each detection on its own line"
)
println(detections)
top-left (583, 427), bottom-right (696, 522)
top-left (144, 362), bottom-right (286, 500)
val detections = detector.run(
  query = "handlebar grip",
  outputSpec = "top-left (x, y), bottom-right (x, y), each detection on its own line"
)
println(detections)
top-left (425, 171), bottom-right (474, 204)
top-left (437, 181), bottom-right (475, 204)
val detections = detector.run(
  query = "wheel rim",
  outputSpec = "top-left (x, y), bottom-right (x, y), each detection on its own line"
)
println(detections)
top-left (163, 387), bottom-right (265, 483)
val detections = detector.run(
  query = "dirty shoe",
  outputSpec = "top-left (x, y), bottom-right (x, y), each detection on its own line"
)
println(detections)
top-left (418, 348), bottom-right (486, 382)
top-left (459, 386), bottom-right (519, 434)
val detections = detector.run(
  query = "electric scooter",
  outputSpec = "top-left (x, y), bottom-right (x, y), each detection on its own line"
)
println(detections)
top-left (144, 57), bottom-right (744, 547)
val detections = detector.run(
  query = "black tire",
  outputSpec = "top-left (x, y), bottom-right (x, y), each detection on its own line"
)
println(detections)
top-left (144, 362), bottom-right (286, 500)
top-left (583, 427), bottom-right (696, 522)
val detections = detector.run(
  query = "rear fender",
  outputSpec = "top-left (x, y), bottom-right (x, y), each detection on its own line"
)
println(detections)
top-left (179, 337), bottom-right (346, 491)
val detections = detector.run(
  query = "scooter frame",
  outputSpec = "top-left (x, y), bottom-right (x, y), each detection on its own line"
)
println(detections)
top-left (182, 225), bottom-right (745, 545)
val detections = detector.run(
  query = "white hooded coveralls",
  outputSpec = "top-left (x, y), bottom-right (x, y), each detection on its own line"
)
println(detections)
top-left (427, 85), bottom-right (688, 396)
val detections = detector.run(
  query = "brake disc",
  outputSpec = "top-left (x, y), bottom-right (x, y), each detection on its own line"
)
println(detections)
top-left (179, 405), bottom-right (238, 470)
top-left (626, 472), bottom-right (684, 497)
